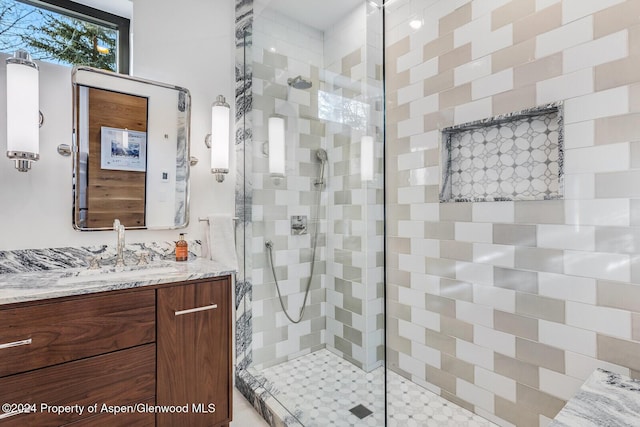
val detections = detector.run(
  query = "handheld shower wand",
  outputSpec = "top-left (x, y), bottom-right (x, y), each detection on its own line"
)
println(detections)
top-left (315, 148), bottom-right (328, 187)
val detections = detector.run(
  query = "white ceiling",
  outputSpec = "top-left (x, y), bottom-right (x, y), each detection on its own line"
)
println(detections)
top-left (265, 0), bottom-right (363, 31)
top-left (74, 0), bottom-right (364, 31)
top-left (72, 0), bottom-right (132, 19)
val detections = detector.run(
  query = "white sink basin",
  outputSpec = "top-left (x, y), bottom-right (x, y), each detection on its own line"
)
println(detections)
top-left (57, 265), bottom-right (178, 285)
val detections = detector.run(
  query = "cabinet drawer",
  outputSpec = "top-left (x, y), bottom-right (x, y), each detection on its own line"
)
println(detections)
top-left (0, 289), bottom-right (155, 377)
top-left (0, 344), bottom-right (156, 426)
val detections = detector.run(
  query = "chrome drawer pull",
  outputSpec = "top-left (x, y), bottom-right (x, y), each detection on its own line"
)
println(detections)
top-left (175, 304), bottom-right (218, 316)
top-left (0, 410), bottom-right (22, 419)
top-left (0, 338), bottom-right (32, 350)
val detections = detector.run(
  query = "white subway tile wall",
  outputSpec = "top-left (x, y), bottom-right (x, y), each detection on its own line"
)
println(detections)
top-left (563, 120), bottom-right (595, 149)
top-left (250, 9), bottom-right (327, 370)
top-left (386, 1), bottom-right (640, 425)
top-left (251, 3), bottom-right (384, 374)
top-left (561, 0), bottom-right (626, 24)
top-left (536, 67), bottom-right (594, 104)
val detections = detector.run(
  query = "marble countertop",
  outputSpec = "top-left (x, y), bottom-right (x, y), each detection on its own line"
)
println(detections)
top-left (550, 369), bottom-right (640, 427)
top-left (0, 257), bottom-right (236, 306)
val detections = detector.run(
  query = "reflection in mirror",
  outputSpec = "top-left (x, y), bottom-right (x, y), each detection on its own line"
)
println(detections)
top-left (72, 66), bottom-right (190, 230)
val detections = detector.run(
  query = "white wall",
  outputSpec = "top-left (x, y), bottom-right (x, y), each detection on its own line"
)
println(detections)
top-left (0, 0), bottom-right (234, 250)
top-left (386, 1), bottom-right (640, 425)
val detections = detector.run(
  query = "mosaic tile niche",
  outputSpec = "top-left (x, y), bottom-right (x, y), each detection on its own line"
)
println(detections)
top-left (440, 103), bottom-right (564, 203)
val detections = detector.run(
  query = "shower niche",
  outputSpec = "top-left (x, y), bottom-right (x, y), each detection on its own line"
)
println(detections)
top-left (440, 102), bottom-right (564, 203)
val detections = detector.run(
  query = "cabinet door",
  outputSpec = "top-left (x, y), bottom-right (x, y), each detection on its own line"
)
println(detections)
top-left (157, 277), bottom-right (231, 427)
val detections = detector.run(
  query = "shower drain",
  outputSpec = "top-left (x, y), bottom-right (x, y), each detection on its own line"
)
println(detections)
top-left (349, 404), bottom-right (373, 419)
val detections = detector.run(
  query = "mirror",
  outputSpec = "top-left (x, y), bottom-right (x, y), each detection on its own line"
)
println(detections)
top-left (72, 66), bottom-right (191, 231)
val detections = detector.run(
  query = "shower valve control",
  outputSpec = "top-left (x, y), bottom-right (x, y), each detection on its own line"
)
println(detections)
top-left (291, 216), bottom-right (307, 235)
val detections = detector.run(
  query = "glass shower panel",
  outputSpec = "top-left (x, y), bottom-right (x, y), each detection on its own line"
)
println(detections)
top-left (236, 0), bottom-right (385, 425)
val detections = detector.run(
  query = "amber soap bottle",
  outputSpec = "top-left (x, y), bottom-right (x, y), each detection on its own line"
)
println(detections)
top-left (175, 233), bottom-right (188, 261)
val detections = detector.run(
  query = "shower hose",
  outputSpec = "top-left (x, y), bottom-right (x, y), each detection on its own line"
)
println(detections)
top-left (265, 178), bottom-right (323, 324)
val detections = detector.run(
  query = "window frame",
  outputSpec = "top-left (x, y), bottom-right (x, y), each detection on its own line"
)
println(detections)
top-left (17, 0), bottom-right (130, 73)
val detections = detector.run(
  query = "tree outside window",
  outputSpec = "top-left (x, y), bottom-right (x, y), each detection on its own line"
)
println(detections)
top-left (0, 0), bottom-right (119, 72)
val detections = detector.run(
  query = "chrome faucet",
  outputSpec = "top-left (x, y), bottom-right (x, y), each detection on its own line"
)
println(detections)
top-left (113, 219), bottom-right (126, 267)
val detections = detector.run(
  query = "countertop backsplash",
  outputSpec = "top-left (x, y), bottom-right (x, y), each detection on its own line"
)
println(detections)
top-left (0, 240), bottom-right (202, 274)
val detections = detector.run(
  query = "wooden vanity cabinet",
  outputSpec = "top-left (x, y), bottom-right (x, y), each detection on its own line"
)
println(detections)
top-left (0, 275), bottom-right (232, 427)
top-left (0, 290), bottom-right (157, 426)
top-left (0, 290), bottom-right (156, 377)
top-left (157, 277), bottom-right (232, 427)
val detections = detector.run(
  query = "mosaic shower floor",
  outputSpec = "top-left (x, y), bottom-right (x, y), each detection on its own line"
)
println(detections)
top-left (259, 349), bottom-right (497, 426)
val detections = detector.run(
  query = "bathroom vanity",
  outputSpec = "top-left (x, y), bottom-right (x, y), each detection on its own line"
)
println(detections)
top-left (0, 258), bottom-right (233, 427)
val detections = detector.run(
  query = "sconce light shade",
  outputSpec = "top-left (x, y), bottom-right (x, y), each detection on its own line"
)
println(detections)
top-left (268, 115), bottom-right (285, 181)
top-left (210, 95), bottom-right (230, 182)
top-left (6, 50), bottom-right (39, 172)
top-left (361, 135), bottom-right (374, 181)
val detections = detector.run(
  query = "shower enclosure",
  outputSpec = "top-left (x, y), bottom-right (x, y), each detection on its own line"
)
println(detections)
top-left (234, 0), bottom-right (385, 425)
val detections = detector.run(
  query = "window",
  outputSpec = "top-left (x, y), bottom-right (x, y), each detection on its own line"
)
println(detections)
top-left (0, 0), bottom-right (129, 73)
top-left (318, 90), bottom-right (369, 131)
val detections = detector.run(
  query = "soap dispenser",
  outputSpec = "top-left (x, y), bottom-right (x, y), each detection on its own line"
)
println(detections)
top-left (175, 233), bottom-right (188, 261)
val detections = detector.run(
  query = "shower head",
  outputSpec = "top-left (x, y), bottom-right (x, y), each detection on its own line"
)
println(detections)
top-left (316, 148), bottom-right (328, 163)
top-left (287, 75), bottom-right (312, 90)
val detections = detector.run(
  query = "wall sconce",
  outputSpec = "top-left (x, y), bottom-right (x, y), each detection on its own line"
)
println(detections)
top-left (361, 135), bottom-right (374, 182)
top-left (6, 50), bottom-right (40, 172)
top-left (205, 95), bottom-right (230, 183)
top-left (268, 115), bottom-right (285, 184)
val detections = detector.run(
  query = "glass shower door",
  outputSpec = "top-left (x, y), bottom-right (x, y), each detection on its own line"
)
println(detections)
top-left (234, 0), bottom-right (385, 425)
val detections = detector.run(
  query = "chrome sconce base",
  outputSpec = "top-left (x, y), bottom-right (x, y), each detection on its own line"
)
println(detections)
top-left (270, 173), bottom-right (284, 186)
top-left (6, 50), bottom-right (38, 69)
top-left (212, 168), bottom-right (228, 182)
top-left (7, 151), bottom-right (39, 172)
top-left (14, 159), bottom-right (32, 172)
